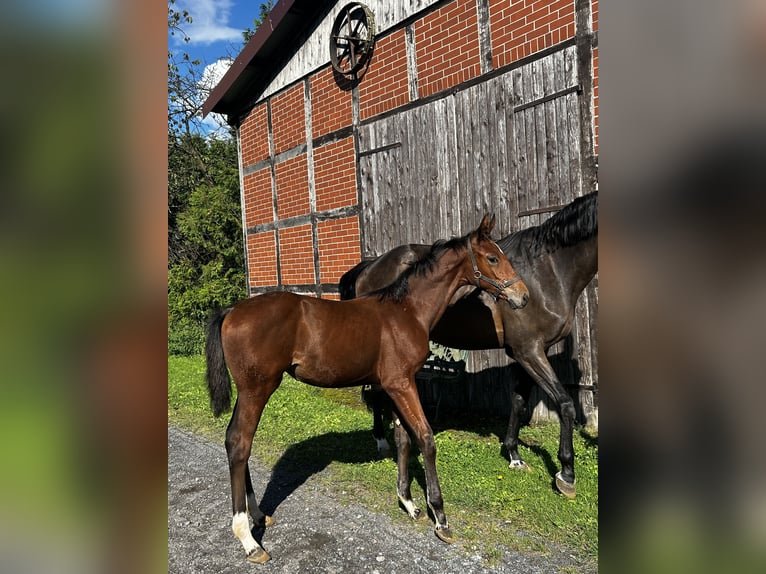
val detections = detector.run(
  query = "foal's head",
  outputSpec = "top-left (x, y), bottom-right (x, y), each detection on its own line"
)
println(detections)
top-left (466, 214), bottom-right (529, 309)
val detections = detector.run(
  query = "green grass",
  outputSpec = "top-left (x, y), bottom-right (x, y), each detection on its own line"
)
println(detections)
top-left (169, 355), bottom-right (597, 569)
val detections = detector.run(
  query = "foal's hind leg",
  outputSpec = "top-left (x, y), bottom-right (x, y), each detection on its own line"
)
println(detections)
top-left (225, 376), bottom-right (281, 563)
top-left (505, 377), bottom-right (534, 472)
top-left (372, 390), bottom-right (392, 456)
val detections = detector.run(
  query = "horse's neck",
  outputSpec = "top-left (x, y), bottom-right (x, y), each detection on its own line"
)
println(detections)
top-left (403, 250), bottom-right (466, 332)
top-left (545, 235), bottom-right (598, 302)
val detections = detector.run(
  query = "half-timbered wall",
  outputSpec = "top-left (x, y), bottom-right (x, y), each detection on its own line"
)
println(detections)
top-left (236, 0), bottom-right (598, 422)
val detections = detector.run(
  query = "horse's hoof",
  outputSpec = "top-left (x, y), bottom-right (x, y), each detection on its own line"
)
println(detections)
top-left (509, 459), bottom-right (532, 472)
top-left (435, 527), bottom-right (456, 544)
top-left (246, 547), bottom-right (271, 564)
top-left (413, 508), bottom-right (428, 521)
top-left (555, 472), bottom-right (576, 499)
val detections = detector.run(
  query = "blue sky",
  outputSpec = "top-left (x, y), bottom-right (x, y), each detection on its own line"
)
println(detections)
top-left (169, 0), bottom-right (270, 66)
top-left (169, 0), bottom-right (273, 134)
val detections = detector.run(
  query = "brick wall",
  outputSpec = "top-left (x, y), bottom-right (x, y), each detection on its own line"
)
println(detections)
top-left (310, 67), bottom-right (352, 138)
top-left (317, 216), bottom-right (361, 284)
top-left (242, 167), bottom-right (273, 229)
top-left (314, 137), bottom-right (357, 212)
top-left (247, 232), bottom-right (278, 288)
top-left (274, 154), bottom-right (310, 220)
top-left (278, 224), bottom-right (316, 285)
top-left (358, 28), bottom-right (410, 121)
top-left (271, 83), bottom-right (306, 154)
top-left (415, 0), bottom-right (481, 99)
top-left (240, 102), bottom-right (270, 167)
top-left (489, 0), bottom-right (576, 67)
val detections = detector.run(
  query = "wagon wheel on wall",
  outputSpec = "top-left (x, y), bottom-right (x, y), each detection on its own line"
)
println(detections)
top-left (329, 3), bottom-right (376, 76)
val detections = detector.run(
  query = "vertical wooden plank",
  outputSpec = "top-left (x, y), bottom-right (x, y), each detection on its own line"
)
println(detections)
top-left (504, 71), bottom-right (521, 229)
top-left (542, 56), bottom-right (559, 210)
top-left (490, 75), bottom-right (511, 230)
top-left (453, 90), bottom-right (467, 234)
top-left (448, 94), bottom-right (462, 238)
top-left (565, 47), bottom-right (583, 198)
top-left (555, 49), bottom-right (572, 204)
top-left (533, 57), bottom-right (548, 221)
top-left (478, 81), bottom-right (492, 217)
top-left (512, 67), bottom-right (529, 226)
top-left (523, 61), bottom-right (538, 227)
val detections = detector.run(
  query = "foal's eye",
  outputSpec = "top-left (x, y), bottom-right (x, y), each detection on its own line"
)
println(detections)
top-left (487, 255), bottom-right (499, 265)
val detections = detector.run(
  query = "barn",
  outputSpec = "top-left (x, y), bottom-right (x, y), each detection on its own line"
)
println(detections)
top-left (202, 0), bottom-right (598, 424)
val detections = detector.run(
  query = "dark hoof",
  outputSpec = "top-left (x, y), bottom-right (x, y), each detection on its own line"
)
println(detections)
top-left (435, 527), bottom-right (456, 544)
top-left (509, 459), bottom-right (532, 473)
top-left (413, 508), bottom-right (428, 521)
top-left (246, 547), bottom-right (271, 564)
top-left (555, 472), bottom-right (576, 499)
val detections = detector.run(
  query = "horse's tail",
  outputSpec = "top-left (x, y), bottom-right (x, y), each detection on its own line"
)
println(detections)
top-left (339, 260), bottom-right (373, 300)
top-left (205, 307), bottom-right (233, 417)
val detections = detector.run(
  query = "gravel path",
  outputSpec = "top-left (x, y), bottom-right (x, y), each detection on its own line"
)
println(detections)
top-left (168, 426), bottom-right (591, 573)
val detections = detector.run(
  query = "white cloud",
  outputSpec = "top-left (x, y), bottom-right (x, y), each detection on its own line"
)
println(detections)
top-left (200, 58), bottom-right (234, 92)
top-left (174, 0), bottom-right (243, 46)
top-left (198, 58), bottom-right (235, 138)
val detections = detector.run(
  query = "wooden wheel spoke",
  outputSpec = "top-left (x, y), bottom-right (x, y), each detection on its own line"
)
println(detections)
top-left (330, 3), bottom-right (375, 75)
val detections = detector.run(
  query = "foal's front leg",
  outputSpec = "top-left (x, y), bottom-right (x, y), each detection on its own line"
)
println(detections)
top-left (387, 381), bottom-right (455, 543)
top-left (393, 413), bottom-right (423, 520)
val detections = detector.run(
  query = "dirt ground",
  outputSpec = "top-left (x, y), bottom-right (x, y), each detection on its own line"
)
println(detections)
top-left (168, 426), bottom-right (592, 573)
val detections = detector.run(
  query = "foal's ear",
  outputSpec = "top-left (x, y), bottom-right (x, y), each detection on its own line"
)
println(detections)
top-left (478, 214), bottom-right (496, 239)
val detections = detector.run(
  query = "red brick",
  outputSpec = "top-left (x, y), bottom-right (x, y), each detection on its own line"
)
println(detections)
top-left (274, 154), bottom-right (310, 219)
top-left (279, 225), bottom-right (315, 285)
top-left (317, 217), bottom-right (361, 283)
top-left (415, 0), bottom-right (481, 99)
top-left (359, 29), bottom-right (409, 121)
top-left (310, 67), bottom-right (353, 137)
top-left (242, 168), bottom-right (273, 228)
top-left (240, 103), bottom-right (270, 167)
top-left (271, 83), bottom-right (306, 154)
top-left (247, 232), bottom-right (278, 287)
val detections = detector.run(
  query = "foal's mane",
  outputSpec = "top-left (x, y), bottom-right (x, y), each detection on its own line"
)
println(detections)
top-left (371, 235), bottom-right (468, 303)
top-left (500, 192), bottom-right (598, 256)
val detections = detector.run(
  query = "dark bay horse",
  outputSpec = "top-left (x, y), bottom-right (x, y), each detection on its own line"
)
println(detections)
top-left (205, 215), bottom-right (529, 564)
top-left (340, 192), bottom-right (597, 499)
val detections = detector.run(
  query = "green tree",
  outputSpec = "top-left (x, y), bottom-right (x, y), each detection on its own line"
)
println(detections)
top-left (167, 1), bottom-right (246, 354)
top-left (168, 134), bottom-right (245, 355)
top-left (243, 1), bottom-right (275, 43)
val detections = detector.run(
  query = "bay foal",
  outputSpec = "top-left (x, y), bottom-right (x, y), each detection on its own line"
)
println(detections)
top-left (205, 215), bottom-right (528, 563)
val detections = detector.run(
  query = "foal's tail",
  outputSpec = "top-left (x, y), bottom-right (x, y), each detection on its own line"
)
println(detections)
top-left (205, 307), bottom-right (233, 417)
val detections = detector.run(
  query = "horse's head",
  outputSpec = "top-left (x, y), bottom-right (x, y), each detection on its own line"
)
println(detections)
top-left (467, 214), bottom-right (529, 309)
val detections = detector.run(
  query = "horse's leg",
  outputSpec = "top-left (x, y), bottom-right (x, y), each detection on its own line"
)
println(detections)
top-left (245, 463), bottom-right (275, 528)
top-left (372, 389), bottom-right (391, 456)
top-left (393, 411), bottom-right (423, 520)
top-left (225, 375), bottom-right (281, 563)
top-left (505, 376), bottom-right (534, 471)
top-left (513, 345), bottom-right (577, 499)
top-left (386, 381), bottom-right (455, 543)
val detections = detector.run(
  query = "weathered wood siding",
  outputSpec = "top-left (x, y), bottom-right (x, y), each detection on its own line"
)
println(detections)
top-left (357, 44), bottom-right (597, 423)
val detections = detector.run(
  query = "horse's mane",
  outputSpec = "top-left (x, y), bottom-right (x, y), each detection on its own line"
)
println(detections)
top-left (499, 192), bottom-right (597, 257)
top-left (371, 235), bottom-right (467, 303)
